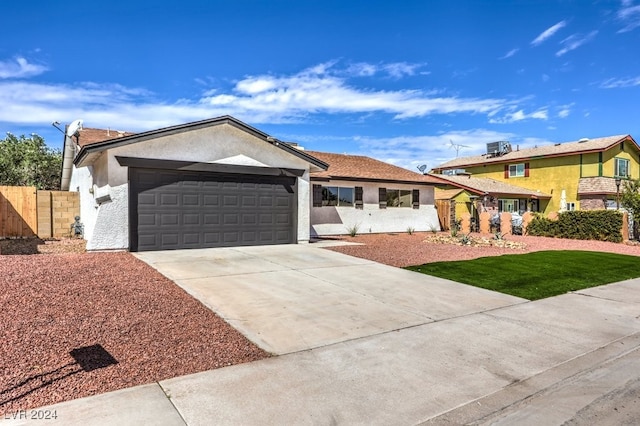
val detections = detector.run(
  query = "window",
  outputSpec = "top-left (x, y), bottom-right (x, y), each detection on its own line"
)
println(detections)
top-left (566, 202), bottom-right (576, 211)
top-left (386, 189), bottom-right (412, 207)
top-left (615, 158), bottom-right (630, 178)
top-left (498, 199), bottom-right (519, 213)
top-left (312, 185), bottom-right (357, 207)
top-left (509, 163), bottom-right (525, 177)
top-left (321, 186), bottom-right (354, 207)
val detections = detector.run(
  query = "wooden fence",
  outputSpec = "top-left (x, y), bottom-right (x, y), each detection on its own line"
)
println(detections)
top-left (0, 186), bottom-right (79, 238)
top-left (435, 199), bottom-right (455, 231)
top-left (0, 186), bottom-right (37, 237)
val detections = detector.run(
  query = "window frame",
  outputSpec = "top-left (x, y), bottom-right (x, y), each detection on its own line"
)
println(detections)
top-left (313, 185), bottom-right (362, 208)
top-left (508, 163), bottom-right (525, 178)
top-left (385, 188), bottom-right (413, 208)
top-left (321, 186), bottom-right (354, 207)
top-left (498, 198), bottom-right (519, 213)
top-left (614, 157), bottom-right (630, 178)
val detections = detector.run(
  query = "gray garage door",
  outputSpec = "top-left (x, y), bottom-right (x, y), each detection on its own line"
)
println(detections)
top-left (129, 168), bottom-right (297, 251)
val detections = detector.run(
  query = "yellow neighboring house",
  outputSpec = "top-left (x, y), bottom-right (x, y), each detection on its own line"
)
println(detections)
top-left (432, 135), bottom-right (640, 214)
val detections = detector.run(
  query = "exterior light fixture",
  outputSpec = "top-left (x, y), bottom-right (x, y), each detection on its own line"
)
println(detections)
top-left (615, 177), bottom-right (622, 210)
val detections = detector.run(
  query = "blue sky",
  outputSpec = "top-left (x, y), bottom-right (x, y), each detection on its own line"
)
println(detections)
top-left (2, 0), bottom-right (640, 171)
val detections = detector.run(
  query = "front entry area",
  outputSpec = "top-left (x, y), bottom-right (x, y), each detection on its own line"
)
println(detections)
top-left (129, 168), bottom-right (297, 251)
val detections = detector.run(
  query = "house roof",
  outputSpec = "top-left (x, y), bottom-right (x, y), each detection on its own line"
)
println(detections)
top-left (431, 174), bottom-right (552, 199)
top-left (75, 128), bottom-right (136, 147)
top-left (71, 116), bottom-right (328, 170)
top-left (577, 177), bottom-right (620, 195)
top-left (435, 188), bottom-right (464, 200)
top-left (435, 135), bottom-right (636, 170)
top-left (307, 151), bottom-right (451, 185)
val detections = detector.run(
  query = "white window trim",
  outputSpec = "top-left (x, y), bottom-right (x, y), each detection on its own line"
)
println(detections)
top-left (508, 163), bottom-right (525, 178)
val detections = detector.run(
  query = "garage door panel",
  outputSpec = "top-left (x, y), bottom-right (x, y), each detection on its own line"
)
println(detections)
top-left (131, 168), bottom-right (296, 251)
top-left (183, 213), bottom-right (201, 226)
top-left (183, 194), bottom-right (200, 206)
top-left (160, 214), bottom-right (179, 226)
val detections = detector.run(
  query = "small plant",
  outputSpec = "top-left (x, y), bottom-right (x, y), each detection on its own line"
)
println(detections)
top-left (450, 218), bottom-right (461, 237)
top-left (346, 224), bottom-right (359, 237)
top-left (493, 232), bottom-right (505, 241)
top-left (459, 233), bottom-right (472, 245)
top-left (407, 226), bottom-right (415, 235)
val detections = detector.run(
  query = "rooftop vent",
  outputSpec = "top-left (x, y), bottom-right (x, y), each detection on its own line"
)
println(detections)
top-left (578, 138), bottom-right (589, 143)
top-left (486, 141), bottom-right (512, 157)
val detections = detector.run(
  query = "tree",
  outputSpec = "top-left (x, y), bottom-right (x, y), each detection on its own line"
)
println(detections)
top-left (620, 178), bottom-right (640, 240)
top-left (0, 133), bottom-right (62, 190)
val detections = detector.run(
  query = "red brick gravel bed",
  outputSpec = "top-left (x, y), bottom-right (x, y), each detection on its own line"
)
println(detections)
top-left (325, 232), bottom-right (640, 267)
top-left (0, 252), bottom-right (268, 414)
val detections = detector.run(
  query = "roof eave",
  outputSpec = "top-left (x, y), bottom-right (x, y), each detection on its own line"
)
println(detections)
top-left (73, 116), bottom-right (329, 170)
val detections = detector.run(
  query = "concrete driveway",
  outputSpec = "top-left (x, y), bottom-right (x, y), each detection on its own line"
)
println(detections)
top-left (135, 243), bottom-right (525, 354)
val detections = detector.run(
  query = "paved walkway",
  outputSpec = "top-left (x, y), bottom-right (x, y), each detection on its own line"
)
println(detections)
top-left (3, 245), bottom-right (640, 425)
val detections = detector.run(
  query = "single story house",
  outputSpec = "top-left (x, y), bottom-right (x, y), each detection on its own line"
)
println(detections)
top-left (61, 116), bottom-right (328, 251)
top-left (306, 151), bottom-right (452, 236)
top-left (432, 173), bottom-right (552, 216)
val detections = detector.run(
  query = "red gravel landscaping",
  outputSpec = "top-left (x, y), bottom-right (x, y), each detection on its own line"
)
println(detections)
top-left (0, 251), bottom-right (268, 414)
top-left (325, 232), bottom-right (640, 267)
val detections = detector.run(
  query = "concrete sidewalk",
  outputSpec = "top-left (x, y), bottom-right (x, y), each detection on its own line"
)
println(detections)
top-left (3, 247), bottom-right (640, 425)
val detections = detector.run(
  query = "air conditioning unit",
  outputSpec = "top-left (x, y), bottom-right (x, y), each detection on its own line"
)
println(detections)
top-left (486, 141), bottom-right (512, 157)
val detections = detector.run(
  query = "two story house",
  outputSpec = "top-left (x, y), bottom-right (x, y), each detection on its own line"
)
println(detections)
top-left (432, 135), bottom-right (639, 214)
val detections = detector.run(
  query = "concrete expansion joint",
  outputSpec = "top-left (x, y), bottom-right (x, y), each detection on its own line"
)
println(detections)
top-left (157, 382), bottom-right (188, 426)
top-left (422, 331), bottom-right (640, 425)
top-left (572, 290), bottom-right (639, 305)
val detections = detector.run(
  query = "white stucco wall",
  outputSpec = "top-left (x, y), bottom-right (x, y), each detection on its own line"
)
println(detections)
top-left (310, 181), bottom-right (440, 236)
top-left (72, 123), bottom-right (314, 250)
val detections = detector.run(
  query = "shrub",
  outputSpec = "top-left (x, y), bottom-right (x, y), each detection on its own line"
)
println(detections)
top-left (527, 210), bottom-right (623, 243)
top-left (346, 224), bottom-right (359, 237)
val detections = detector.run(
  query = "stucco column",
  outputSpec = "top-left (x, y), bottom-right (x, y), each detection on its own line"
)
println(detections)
top-left (460, 212), bottom-right (471, 234)
top-left (479, 211), bottom-right (491, 235)
top-left (500, 212), bottom-right (512, 235)
top-left (522, 211), bottom-right (533, 235)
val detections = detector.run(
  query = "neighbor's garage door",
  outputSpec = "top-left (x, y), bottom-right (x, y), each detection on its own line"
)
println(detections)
top-left (129, 168), bottom-right (297, 251)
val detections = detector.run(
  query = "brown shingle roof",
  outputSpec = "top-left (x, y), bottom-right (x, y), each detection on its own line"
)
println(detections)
top-left (435, 135), bottom-right (636, 169)
top-left (577, 177), bottom-right (619, 195)
top-left (431, 174), bottom-right (551, 198)
top-left (435, 188), bottom-right (464, 200)
top-left (307, 151), bottom-right (449, 184)
top-left (75, 128), bottom-right (136, 147)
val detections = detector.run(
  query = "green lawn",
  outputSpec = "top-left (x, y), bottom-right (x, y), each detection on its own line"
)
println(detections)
top-left (405, 250), bottom-right (640, 300)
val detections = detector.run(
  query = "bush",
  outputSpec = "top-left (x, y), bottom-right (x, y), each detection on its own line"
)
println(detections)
top-left (527, 210), bottom-right (623, 242)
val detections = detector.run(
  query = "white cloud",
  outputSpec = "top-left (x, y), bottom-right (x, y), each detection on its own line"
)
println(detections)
top-left (199, 63), bottom-right (507, 120)
top-left (531, 21), bottom-right (567, 46)
top-left (499, 48), bottom-right (519, 59)
top-left (556, 31), bottom-right (598, 56)
top-left (345, 61), bottom-right (426, 78)
top-left (542, 74), bottom-right (550, 82)
top-left (0, 57), bottom-right (48, 79)
top-left (600, 75), bottom-right (640, 88)
top-left (557, 105), bottom-right (572, 118)
top-left (489, 108), bottom-right (549, 124)
top-left (617, 2), bottom-right (640, 32)
top-left (0, 61), bottom-right (526, 134)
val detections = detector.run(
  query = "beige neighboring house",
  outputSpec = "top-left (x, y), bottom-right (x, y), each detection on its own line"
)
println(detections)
top-left (306, 151), bottom-right (453, 236)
